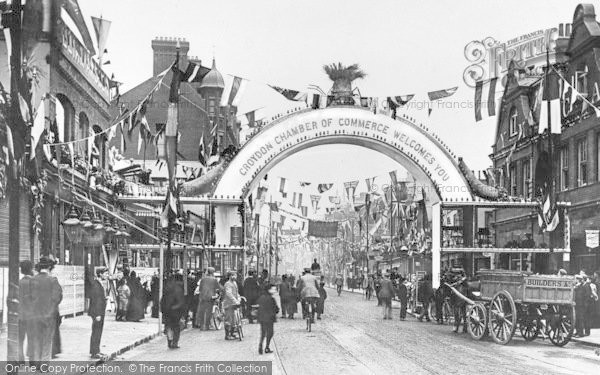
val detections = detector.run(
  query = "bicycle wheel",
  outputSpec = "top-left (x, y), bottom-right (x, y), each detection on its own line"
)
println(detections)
top-left (212, 308), bottom-right (223, 330)
top-left (237, 311), bottom-right (244, 340)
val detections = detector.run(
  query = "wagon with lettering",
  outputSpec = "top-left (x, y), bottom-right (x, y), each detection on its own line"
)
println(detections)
top-left (450, 270), bottom-right (576, 347)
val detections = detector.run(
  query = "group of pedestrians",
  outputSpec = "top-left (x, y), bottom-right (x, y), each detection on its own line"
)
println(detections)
top-left (574, 270), bottom-right (599, 338)
top-left (18, 257), bottom-right (63, 364)
top-left (114, 267), bottom-right (148, 322)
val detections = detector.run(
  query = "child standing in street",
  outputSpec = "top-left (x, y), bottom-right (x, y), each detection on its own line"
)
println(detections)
top-left (316, 281), bottom-right (327, 319)
top-left (257, 284), bottom-right (279, 354)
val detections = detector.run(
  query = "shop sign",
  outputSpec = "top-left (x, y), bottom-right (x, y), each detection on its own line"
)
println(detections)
top-left (585, 229), bottom-right (599, 249)
top-left (374, 256), bottom-right (384, 261)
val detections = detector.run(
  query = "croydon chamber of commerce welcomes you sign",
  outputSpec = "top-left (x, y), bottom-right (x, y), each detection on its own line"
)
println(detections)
top-left (237, 116), bottom-right (452, 182)
top-left (308, 220), bottom-right (339, 238)
top-left (214, 107), bottom-right (473, 202)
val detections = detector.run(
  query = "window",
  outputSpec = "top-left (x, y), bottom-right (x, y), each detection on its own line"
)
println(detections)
top-left (208, 98), bottom-right (216, 115)
top-left (509, 107), bottom-right (518, 136)
top-left (523, 160), bottom-right (531, 199)
top-left (510, 165), bottom-right (517, 196)
top-left (577, 138), bottom-right (588, 186)
top-left (560, 147), bottom-right (569, 190)
top-left (576, 66), bottom-right (588, 95)
top-left (78, 113), bottom-right (89, 157)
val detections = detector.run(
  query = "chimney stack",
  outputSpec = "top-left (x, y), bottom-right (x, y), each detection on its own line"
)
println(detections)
top-left (151, 37), bottom-right (190, 76)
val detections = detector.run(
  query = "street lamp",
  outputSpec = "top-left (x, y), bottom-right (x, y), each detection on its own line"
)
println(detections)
top-left (80, 209), bottom-right (93, 242)
top-left (90, 213), bottom-right (106, 245)
top-left (104, 216), bottom-right (116, 243)
top-left (62, 206), bottom-right (82, 244)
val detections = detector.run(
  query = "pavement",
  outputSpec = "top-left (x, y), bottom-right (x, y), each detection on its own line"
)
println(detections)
top-left (116, 315), bottom-right (287, 375)
top-left (332, 285), bottom-right (600, 348)
top-left (0, 311), bottom-right (160, 362)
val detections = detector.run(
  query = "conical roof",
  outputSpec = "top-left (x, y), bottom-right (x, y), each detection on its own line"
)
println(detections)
top-left (199, 58), bottom-right (225, 89)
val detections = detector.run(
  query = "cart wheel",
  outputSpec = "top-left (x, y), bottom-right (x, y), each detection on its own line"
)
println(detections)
top-left (547, 304), bottom-right (573, 347)
top-left (519, 318), bottom-right (540, 341)
top-left (467, 302), bottom-right (488, 340)
top-left (488, 291), bottom-right (517, 345)
top-left (518, 308), bottom-right (541, 342)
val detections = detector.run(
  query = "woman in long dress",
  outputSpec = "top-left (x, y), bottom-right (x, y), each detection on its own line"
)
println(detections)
top-left (126, 271), bottom-right (145, 321)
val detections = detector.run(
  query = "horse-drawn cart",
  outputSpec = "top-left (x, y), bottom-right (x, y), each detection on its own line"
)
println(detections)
top-left (450, 270), bottom-right (576, 347)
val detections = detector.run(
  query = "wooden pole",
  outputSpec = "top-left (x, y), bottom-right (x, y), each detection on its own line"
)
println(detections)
top-left (7, 0), bottom-right (23, 364)
top-left (158, 242), bottom-right (164, 334)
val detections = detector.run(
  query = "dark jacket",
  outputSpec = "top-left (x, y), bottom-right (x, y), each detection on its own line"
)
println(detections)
top-left (19, 274), bottom-right (35, 321)
top-left (378, 279), bottom-right (396, 298)
top-left (417, 280), bottom-right (434, 303)
top-left (396, 282), bottom-right (408, 301)
top-left (198, 276), bottom-right (222, 302)
top-left (257, 293), bottom-right (279, 323)
top-left (88, 280), bottom-right (107, 317)
top-left (279, 280), bottom-right (292, 300)
top-left (126, 275), bottom-right (145, 321)
top-left (161, 278), bottom-right (186, 322)
top-left (32, 272), bottom-right (63, 320)
top-left (243, 276), bottom-right (261, 304)
top-left (575, 282), bottom-right (592, 308)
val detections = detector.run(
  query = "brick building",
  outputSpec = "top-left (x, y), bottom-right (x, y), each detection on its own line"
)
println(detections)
top-left (115, 37), bottom-right (241, 168)
top-left (491, 3), bottom-right (600, 274)
top-left (0, 0), bottom-right (129, 318)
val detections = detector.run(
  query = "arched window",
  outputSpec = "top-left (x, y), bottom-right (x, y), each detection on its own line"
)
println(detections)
top-left (509, 107), bottom-right (518, 137)
top-left (92, 125), bottom-right (106, 169)
top-left (56, 94), bottom-right (75, 142)
top-left (78, 112), bottom-right (89, 157)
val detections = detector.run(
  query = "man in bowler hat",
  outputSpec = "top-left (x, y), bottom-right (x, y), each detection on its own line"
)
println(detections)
top-left (31, 256), bottom-right (62, 363)
top-left (89, 267), bottom-right (108, 358)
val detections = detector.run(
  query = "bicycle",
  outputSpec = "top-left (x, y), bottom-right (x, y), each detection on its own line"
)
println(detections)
top-left (231, 297), bottom-right (246, 341)
top-left (211, 295), bottom-right (224, 330)
top-left (303, 297), bottom-right (316, 332)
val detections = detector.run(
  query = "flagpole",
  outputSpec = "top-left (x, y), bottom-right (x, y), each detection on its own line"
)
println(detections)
top-left (545, 47), bottom-right (554, 254)
top-left (269, 198), bottom-right (273, 277)
top-left (7, 0), bottom-right (23, 364)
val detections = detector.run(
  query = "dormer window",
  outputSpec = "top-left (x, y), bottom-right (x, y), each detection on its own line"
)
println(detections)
top-left (509, 107), bottom-right (518, 136)
top-left (576, 66), bottom-right (588, 96)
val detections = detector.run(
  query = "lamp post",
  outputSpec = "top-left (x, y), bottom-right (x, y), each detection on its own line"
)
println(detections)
top-left (62, 206), bottom-right (82, 244)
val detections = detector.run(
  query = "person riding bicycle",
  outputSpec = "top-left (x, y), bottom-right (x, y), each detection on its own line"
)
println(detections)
top-left (223, 270), bottom-right (242, 340)
top-left (299, 268), bottom-right (320, 323)
top-left (334, 274), bottom-right (343, 296)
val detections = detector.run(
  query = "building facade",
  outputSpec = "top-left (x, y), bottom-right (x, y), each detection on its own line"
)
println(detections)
top-left (491, 4), bottom-right (600, 274)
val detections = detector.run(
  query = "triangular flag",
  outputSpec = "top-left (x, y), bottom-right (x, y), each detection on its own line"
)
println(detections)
top-left (30, 100), bottom-right (46, 159)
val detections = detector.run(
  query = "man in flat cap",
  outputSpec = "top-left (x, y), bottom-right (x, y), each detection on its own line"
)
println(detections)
top-left (88, 267), bottom-right (108, 358)
top-left (31, 256), bottom-right (62, 364)
top-left (195, 267), bottom-right (222, 330)
top-left (223, 270), bottom-right (242, 340)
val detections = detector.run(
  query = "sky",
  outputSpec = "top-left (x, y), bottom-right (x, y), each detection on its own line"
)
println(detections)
top-left (78, 0), bottom-right (585, 185)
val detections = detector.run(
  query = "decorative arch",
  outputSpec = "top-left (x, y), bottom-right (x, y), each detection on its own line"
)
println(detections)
top-left (211, 106), bottom-right (473, 245)
top-left (214, 106), bottom-right (472, 201)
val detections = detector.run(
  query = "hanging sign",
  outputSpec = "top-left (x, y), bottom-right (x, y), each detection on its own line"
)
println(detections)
top-left (308, 220), bottom-right (339, 238)
top-left (585, 229), bottom-right (599, 249)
